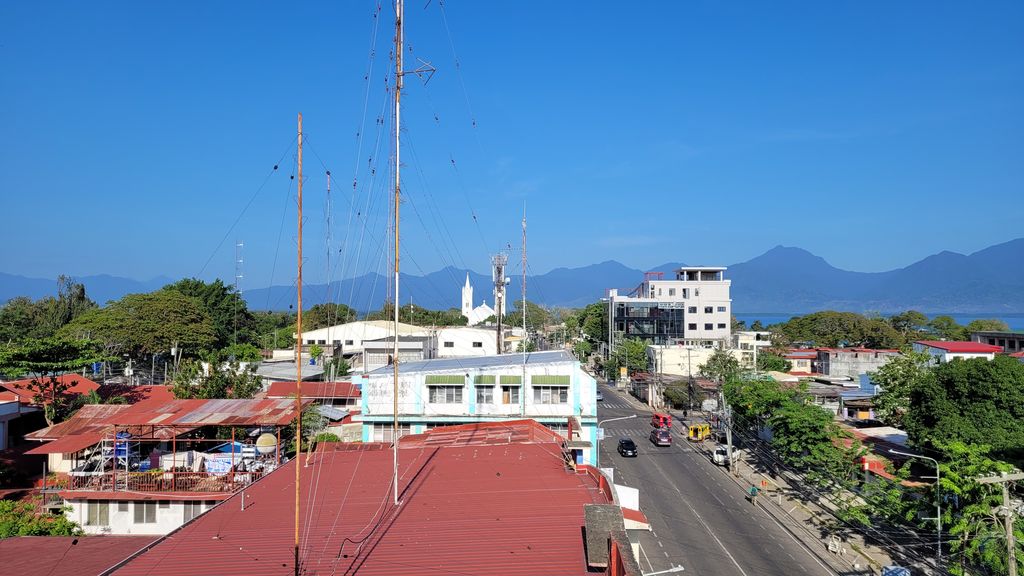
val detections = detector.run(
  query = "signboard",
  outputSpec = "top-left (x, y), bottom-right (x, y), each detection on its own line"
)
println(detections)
top-left (619, 366), bottom-right (627, 380)
top-left (597, 427), bottom-right (605, 441)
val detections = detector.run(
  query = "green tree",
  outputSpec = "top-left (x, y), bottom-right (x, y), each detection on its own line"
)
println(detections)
top-left (252, 310), bottom-right (296, 349)
top-left (309, 344), bottom-right (323, 364)
top-left (927, 315), bottom-right (967, 341)
top-left (750, 320), bottom-right (766, 331)
top-left (869, 349), bottom-right (931, 428)
top-left (504, 300), bottom-right (551, 332)
top-left (323, 357), bottom-right (351, 380)
top-left (905, 355), bottom-right (1024, 467)
top-left (936, 441), bottom-right (1021, 576)
top-left (59, 290), bottom-right (217, 359)
top-left (613, 337), bottom-right (648, 375)
top-left (0, 500), bottom-right (81, 538)
top-left (573, 340), bottom-right (593, 361)
top-left (171, 359), bottom-right (262, 400)
top-left (0, 337), bottom-right (108, 425)
top-left (772, 310), bottom-right (909, 348)
top-left (163, 278), bottom-right (256, 349)
top-left (963, 318), bottom-right (1010, 334)
top-left (366, 302), bottom-right (467, 327)
top-left (304, 303), bottom-right (357, 330)
top-left (219, 343), bottom-right (263, 363)
top-left (769, 400), bottom-right (863, 487)
top-left (0, 277), bottom-right (95, 343)
top-left (756, 352), bottom-right (791, 372)
top-left (888, 310), bottom-right (929, 339)
top-left (699, 349), bottom-right (740, 383)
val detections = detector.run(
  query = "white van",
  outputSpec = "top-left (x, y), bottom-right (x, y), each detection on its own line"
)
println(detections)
top-left (712, 445), bottom-right (743, 466)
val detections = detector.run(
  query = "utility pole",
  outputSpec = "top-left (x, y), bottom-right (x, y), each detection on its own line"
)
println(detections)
top-left (719, 388), bottom-right (735, 476)
top-left (492, 253), bottom-right (508, 354)
top-left (977, 470), bottom-right (1024, 576)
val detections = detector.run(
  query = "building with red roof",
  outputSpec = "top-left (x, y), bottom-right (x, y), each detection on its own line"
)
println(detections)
top-left (913, 340), bottom-right (1003, 363)
top-left (0, 536), bottom-right (155, 576)
top-left (106, 419), bottom-right (642, 576)
top-left (0, 373), bottom-right (100, 406)
top-left (265, 380), bottom-right (359, 405)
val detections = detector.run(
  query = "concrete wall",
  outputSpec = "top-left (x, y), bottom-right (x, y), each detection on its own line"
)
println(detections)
top-left (69, 498), bottom-right (218, 536)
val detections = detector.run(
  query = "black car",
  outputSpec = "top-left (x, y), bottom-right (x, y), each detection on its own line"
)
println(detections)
top-left (617, 437), bottom-right (638, 457)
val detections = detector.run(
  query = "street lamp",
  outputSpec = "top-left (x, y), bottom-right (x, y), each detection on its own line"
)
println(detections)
top-left (889, 448), bottom-right (941, 561)
top-left (597, 414), bottom-right (636, 469)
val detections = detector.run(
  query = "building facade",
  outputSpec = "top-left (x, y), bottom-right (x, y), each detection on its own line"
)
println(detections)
top-left (731, 331), bottom-right (772, 368)
top-left (913, 340), bottom-right (1003, 364)
top-left (607, 267), bottom-right (731, 349)
top-left (971, 331), bottom-right (1024, 354)
top-left (815, 348), bottom-right (901, 380)
top-left (357, 351), bottom-right (598, 463)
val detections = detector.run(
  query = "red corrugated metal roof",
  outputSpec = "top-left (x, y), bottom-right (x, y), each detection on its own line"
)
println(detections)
top-left (265, 380), bottom-right (361, 399)
top-left (109, 398), bottom-right (303, 427)
top-left (113, 422), bottom-right (613, 576)
top-left (0, 374), bottom-right (100, 404)
top-left (916, 340), bottom-right (1003, 353)
top-left (1010, 351), bottom-right (1024, 358)
top-left (25, 404), bottom-right (133, 441)
top-left (25, 432), bottom-right (102, 454)
top-left (0, 536), bottom-right (155, 576)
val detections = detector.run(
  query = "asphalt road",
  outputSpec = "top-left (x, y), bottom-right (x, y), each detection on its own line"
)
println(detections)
top-left (597, 381), bottom-right (841, 576)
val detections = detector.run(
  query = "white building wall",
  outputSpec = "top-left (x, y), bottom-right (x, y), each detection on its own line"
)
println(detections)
top-left (647, 345), bottom-right (736, 377)
top-left (68, 499), bottom-right (218, 536)
top-left (913, 343), bottom-right (997, 364)
top-left (299, 321), bottom-right (426, 356)
top-left (435, 327), bottom-right (499, 358)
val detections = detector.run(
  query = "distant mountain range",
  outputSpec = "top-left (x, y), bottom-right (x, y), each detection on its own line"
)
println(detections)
top-left (4, 238), bottom-right (1023, 313)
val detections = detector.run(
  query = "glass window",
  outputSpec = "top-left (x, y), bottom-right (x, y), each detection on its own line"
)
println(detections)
top-left (372, 423), bottom-right (411, 442)
top-left (117, 501), bottom-right (128, 512)
top-left (668, 288), bottom-right (676, 296)
top-left (688, 323), bottom-right (697, 330)
top-left (345, 339), bottom-right (354, 345)
top-left (704, 323), bottom-right (713, 330)
top-left (717, 323), bottom-right (727, 329)
top-left (688, 306), bottom-right (697, 313)
top-left (428, 385), bottom-right (463, 404)
top-left (184, 501), bottom-right (204, 523)
top-left (134, 501), bottom-right (156, 524)
top-left (472, 342), bottom-right (483, 348)
top-left (158, 500), bottom-right (170, 509)
top-left (704, 306), bottom-right (713, 314)
top-left (717, 306), bottom-right (726, 312)
top-left (476, 386), bottom-right (493, 404)
top-left (86, 502), bottom-right (109, 526)
top-left (532, 386), bottom-right (569, 404)
top-left (501, 385), bottom-right (521, 404)
top-left (443, 341), bottom-right (454, 348)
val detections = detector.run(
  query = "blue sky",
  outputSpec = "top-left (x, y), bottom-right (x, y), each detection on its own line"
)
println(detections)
top-left (2, 1), bottom-right (1022, 291)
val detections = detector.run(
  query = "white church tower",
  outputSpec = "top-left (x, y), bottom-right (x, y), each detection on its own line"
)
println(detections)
top-left (461, 273), bottom-right (473, 317)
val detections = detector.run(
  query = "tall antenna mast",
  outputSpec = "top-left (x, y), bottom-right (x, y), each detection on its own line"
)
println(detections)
top-left (234, 240), bottom-right (243, 349)
top-left (392, 0), bottom-right (404, 508)
top-left (521, 206), bottom-right (527, 415)
top-left (294, 112), bottom-right (304, 576)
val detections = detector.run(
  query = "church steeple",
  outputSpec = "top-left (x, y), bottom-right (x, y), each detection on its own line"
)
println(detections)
top-left (461, 273), bottom-right (473, 317)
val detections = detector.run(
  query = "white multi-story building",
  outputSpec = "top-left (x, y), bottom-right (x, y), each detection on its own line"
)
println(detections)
top-left (608, 266), bottom-right (732, 348)
top-left (731, 331), bottom-right (772, 368)
top-left (298, 320), bottom-right (424, 358)
top-left (913, 340), bottom-right (1003, 364)
top-left (356, 350), bottom-right (598, 463)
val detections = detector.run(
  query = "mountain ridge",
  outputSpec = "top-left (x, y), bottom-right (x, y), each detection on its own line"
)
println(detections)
top-left (3, 238), bottom-right (1022, 313)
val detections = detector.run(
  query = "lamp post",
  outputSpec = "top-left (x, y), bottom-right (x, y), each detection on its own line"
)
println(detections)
top-left (889, 448), bottom-right (941, 561)
top-left (597, 414), bottom-right (636, 469)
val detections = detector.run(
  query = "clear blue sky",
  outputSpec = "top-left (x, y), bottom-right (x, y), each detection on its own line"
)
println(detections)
top-left (2, 1), bottom-right (1022, 290)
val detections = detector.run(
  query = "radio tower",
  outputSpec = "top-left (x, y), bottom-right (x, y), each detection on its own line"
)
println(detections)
top-left (233, 240), bottom-right (244, 349)
top-left (492, 253), bottom-right (509, 354)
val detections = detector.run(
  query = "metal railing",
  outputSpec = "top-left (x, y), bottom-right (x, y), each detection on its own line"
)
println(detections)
top-left (67, 469), bottom-right (267, 494)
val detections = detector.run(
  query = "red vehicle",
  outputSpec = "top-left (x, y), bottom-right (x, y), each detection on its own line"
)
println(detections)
top-left (650, 428), bottom-right (672, 446)
top-left (650, 413), bottom-right (672, 429)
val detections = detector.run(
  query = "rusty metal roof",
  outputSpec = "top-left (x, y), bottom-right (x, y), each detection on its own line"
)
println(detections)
top-left (109, 398), bottom-right (303, 427)
top-left (26, 404), bottom-right (132, 441)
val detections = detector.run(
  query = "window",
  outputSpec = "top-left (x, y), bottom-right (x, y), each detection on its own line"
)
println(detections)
top-left (657, 288), bottom-right (662, 296)
top-left (717, 323), bottom-right (726, 329)
top-left (533, 386), bottom-right (569, 404)
top-left (688, 323), bottom-right (697, 330)
top-left (345, 339), bottom-right (353, 346)
top-left (668, 288), bottom-right (676, 297)
top-left (717, 306), bottom-right (726, 312)
top-left (476, 386), bottom-right (493, 404)
top-left (704, 323), bottom-right (713, 330)
top-left (158, 500), bottom-right (170, 509)
top-left (704, 306), bottom-right (713, 314)
top-left (428, 385), bottom-right (463, 404)
top-left (443, 341), bottom-right (454, 348)
top-left (86, 502), bottom-right (109, 526)
top-left (472, 341), bottom-right (483, 348)
top-left (134, 501), bottom-right (156, 524)
top-left (117, 501), bottom-right (128, 512)
top-left (688, 306), bottom-right (697, 313)
top-left (184, 501), bottom-right (205, 523)
top-left (372, 423), bottom-right (411, 442)
top-left (501, 385), bottom-right (521, 404)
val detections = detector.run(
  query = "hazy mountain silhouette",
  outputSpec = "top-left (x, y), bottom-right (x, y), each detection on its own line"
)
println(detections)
top-left (3, 238), bottom-right (1022, 313)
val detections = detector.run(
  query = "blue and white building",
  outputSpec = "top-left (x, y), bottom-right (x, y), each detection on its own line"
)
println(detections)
top-left (356, 350), bottom-right (598, 464)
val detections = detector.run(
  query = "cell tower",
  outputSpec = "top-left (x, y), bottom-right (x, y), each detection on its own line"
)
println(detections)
top-left (492, 252), bottom-right (509, 353)
top-left (234, 240), bottom-right (244, 348)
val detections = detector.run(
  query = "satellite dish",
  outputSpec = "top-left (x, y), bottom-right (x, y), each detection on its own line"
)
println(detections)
top-left (256, 433), bottom-right (277, 455)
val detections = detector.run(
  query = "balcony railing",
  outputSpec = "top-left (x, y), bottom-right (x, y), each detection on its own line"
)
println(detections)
top-left (67, 469), bottom-right (267, 494)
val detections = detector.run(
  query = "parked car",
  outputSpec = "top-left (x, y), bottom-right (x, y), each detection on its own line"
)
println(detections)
top-left (596, 390), bottom-right (604, 401)
top-left (649, 428), bottom-right (672, 446)
top-left (617, 437), bottom-right (637, 457)
top-left (712, 444), bottom-right (743, 466)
